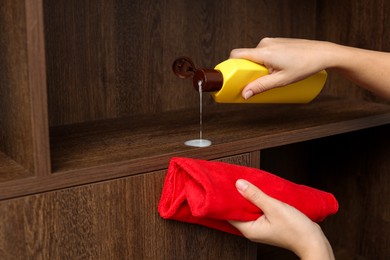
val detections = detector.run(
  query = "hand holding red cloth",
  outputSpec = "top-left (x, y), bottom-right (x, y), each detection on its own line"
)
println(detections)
top-left (158, 157), bottom-right (338, 236)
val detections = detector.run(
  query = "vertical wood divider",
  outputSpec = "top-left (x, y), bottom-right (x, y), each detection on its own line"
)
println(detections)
top-left (25, 0), bottom-right (51, 176)
top-left (250, 150), bottom-right (261, 169)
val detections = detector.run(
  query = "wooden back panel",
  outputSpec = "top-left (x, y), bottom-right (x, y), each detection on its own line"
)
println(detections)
top-left (43, 0), bottom-right (317, 126)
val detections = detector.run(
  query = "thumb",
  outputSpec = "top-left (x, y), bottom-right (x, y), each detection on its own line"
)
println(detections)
top-left (235, 179), bottom-right (275, 214)
top-left (242, 72), bottom-right (287, 99)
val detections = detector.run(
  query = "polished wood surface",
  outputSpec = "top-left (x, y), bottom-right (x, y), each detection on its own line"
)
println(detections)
top-left (0, 151), bottom-right (32, 183)
top-left (260, 126), bottom-right (390, 259)
top-left (25, 0), bottom-right (51, 177)
top-left (1, 96), bottom-right (390, 200)
top-left (317, 0), bottom-right (390, 104)
top-left (311, 126), bottom-right (390, 259)
top-left (0, 154), bottom-right (256, 260)
top-left (43, 0), bottom-right (317, 126)
top-left (0, 0), bottom-right (34, 173)
top-left (49, 96), bottom-right (390, 172)
top-left (0, 0), bottom-right (50, 177)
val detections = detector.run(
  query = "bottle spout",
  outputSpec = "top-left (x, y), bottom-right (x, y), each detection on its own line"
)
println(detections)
top-left (193, 69), bottom-right (223, 92)
top-left (172, 57), bottom-right (223, 92)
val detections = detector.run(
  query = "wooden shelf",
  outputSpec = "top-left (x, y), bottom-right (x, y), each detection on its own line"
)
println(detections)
top-left (50, 96), bottom-right (390, 174)
top-left (1, 96), bottom-right (389, 200)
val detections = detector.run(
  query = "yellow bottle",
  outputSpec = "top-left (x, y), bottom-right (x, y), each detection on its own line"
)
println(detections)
top-left (173, 57), bottom-right (327, 103)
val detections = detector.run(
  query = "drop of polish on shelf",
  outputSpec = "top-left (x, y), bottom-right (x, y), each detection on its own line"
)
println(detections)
top-left (184, 139), bottom-right (212, 148)
top-left (185, 80), bottom-right (212, 148)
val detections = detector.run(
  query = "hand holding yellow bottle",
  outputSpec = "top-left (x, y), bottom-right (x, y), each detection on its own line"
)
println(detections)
top-left (209, 58), bottom-right (326, 103)
top-left (173, 56), bottom-right (327, 104)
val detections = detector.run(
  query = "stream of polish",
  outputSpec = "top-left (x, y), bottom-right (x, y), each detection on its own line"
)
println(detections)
top-left (184, 80), bottom-right (212, 148)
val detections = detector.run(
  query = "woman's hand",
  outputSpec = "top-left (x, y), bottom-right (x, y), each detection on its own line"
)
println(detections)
top-left (229, 179), bottom-right (334, 260)
top-left (230, 37), bottom-right (390, 100)
top-left (230, 38), bottom-right (333, 99)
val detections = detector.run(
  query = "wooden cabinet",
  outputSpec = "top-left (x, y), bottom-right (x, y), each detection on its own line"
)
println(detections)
top-left (1, 0), bottom-right (390, 259)
top-left (0, 154), bottom-right (257, 259)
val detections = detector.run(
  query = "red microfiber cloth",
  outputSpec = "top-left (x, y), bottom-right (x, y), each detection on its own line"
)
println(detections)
top-left (158, 157), bottom-right (338, 236)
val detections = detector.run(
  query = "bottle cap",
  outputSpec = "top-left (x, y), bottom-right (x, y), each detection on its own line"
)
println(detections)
top-left (193, 69), bottom-right (223, 92)
top-left (172, 57), bottom-right (223, 92)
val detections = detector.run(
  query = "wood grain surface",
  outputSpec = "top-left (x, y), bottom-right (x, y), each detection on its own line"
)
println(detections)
top-left (260, 125), bottom-right (390, 259)
top-left (317, 0), bottom-right (390, 104)
top-left (0, 0), bottom-right (50, 178)
top-left (43, 0), bottom-right (317, 126)
top-left (2, 96), bottom-right (390, 200)
top-left (0, 0), bottom-right (34, 173)
top-left (0, 154), bottom-right (256, 260)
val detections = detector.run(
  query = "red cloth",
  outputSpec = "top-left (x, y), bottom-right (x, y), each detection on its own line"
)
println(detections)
top-left (158, 157), bottom-right (339, 236)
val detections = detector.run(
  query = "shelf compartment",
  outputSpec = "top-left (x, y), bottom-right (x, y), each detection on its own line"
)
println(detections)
top-left (0, 151), bottom-right (33, 183)
top-left (1, 96), bottom-right (390, 200)
top-left (0, 0), bottom-right (51, 178)
top-left (50, 96), bottom-right (390, 173)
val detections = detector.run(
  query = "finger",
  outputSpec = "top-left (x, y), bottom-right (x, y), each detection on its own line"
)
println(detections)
top-left (235, 179), bottom-right (275, 214)
top-left (228, 220), bottom-right (254, 231)
top-left (241, 72), bottom-right (287, 98)
top-left (256, 37), bottom-right (273, 47)
top-left (229, 48), bottom-right (265, 64)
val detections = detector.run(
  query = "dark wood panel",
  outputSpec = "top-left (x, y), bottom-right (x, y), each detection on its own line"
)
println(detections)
top-left (0, 0), bottom-right (35, 174)
top-left (43, 0), bottom-right (317, 126)
top-left (316, 0), bottom-right (390, 104)
top-left (24, 0), bottom-right (51, 177)
top-left (0, 0), bottom-right (50, 178)
top-left (49, 97), bottom-right (390, 172)
top-left (0, 151), bottom-right (32, 182)
top-left (0, 154), bottom-right (256, 259)
top-left (309, 126), bottom-right (390, 259)
top-left (1, 96), bottom-right (390, 200)
top-left (260, 126), bottom-right (390, 259)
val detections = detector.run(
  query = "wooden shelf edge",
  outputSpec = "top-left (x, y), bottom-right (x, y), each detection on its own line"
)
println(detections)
top-left (49, 97), bottom-right (390, 172)
top-left (1, 97), bottom-right (390, 199)
top-left (2, 114), bottom-right (390, 200)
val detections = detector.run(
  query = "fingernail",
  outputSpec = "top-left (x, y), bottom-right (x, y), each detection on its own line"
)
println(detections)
top-left (236, 179), bottom-right (249, 191)
top-left (244, 90), bottom-right (253, 100)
